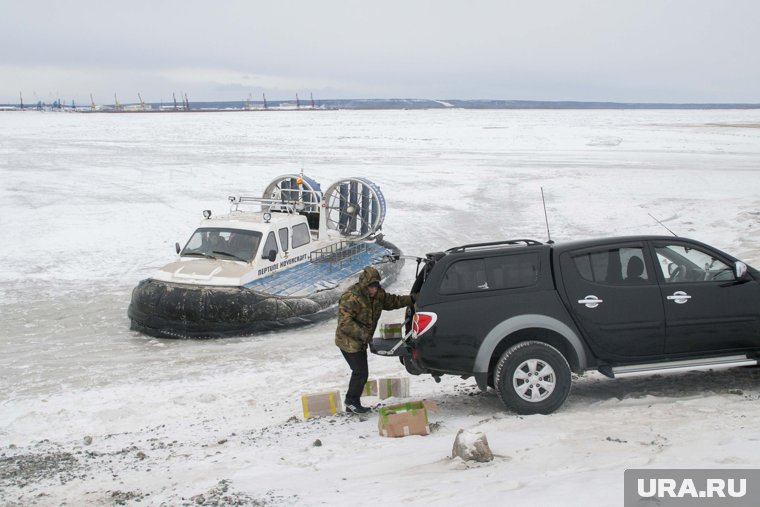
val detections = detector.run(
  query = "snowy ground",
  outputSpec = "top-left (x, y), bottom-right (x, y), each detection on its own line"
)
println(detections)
top-left (2, 109), bottom-right (760, 506)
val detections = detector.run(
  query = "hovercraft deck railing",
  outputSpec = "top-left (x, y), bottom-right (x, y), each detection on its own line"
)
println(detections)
top-left (309, 241), bottom-right (369, 270)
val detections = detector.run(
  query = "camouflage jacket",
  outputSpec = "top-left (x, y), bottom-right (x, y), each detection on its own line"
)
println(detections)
top-left (335, 266), bottom-right (413, 353)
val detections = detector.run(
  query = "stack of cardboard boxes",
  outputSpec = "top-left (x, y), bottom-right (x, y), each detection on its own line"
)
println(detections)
top-left (362, 377), bottom-right (410, 399)
top-left (301, 322), bottom-right (436, 436)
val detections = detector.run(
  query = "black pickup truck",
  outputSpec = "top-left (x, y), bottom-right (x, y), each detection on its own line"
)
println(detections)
top-left (372, 236), bottom-right (760, 414)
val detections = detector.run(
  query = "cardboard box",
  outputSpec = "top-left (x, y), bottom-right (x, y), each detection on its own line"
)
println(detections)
top-left (362, 379), bottom-right (378, 397)
top-left (362, 377), bottom-right (410, 399)
top-left (377, 377), bottom-right (410, 400)
top-left (378, 400), bottom-right (438, 438)
top-left (379, 322), bottom-right (404, 339)
top-left (301, 390), bottom-right (342, 419)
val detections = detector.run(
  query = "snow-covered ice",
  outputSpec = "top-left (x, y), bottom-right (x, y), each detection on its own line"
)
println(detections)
top-left (2, 109), bottom-right (760, 506)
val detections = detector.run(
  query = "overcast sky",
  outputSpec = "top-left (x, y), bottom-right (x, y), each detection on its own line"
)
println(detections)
top-left (2, 0), bottom-right (759, 105)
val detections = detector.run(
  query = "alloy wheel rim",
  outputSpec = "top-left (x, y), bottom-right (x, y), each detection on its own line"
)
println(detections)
top-left (513, 359), bottom-right (556, 402)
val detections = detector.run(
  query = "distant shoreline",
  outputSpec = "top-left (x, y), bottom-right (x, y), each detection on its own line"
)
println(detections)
top-left (2, 98), bottom-right (760, 112)
top-left (706, 123), bottom-right (760, 128)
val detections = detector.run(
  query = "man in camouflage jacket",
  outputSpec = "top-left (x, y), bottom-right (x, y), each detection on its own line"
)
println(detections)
top-left (335, 266), bottom-right (413, 413)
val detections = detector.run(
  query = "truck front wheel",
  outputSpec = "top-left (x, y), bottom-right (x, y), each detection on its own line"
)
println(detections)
top-left (493, 341), bottom-right (571, 415)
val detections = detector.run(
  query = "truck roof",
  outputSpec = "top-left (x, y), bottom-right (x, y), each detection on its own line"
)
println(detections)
top-left (437, 235), bottom-right (710, 257)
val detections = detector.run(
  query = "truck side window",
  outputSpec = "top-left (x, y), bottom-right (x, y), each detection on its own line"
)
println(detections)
top-left (655, 244), bottom-right (735, 283)
top-left (439, 253), bottom-right (539, 294)
top-left (572, 247), bottom-right (648, 285)
top-left (440, 259), bottom-right (487, 294)
top-left (485, 253), bottom-right (539, 289)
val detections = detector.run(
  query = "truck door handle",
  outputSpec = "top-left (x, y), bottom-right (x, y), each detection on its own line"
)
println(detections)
top-left (578, 295), bottom-right (603, 308)
top-left (666, 291), bottom-right (691, 304)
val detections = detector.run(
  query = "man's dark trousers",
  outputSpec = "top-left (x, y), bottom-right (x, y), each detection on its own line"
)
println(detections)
top-left (341, 349), bottom-right (369, 404)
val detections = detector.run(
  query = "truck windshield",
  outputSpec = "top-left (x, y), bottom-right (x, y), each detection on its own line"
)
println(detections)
top-left (181, 227), bottom-right (263, 262)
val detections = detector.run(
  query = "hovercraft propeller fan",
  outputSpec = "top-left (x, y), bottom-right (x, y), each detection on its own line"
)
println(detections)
top-left (261, 174), bottom-right (322, 213)
top-left (322, 177), bottom-right (386, 240)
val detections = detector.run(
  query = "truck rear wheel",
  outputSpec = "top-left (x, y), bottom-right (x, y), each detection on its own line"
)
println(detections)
top-left (493, 341), bottom-right (571, 415)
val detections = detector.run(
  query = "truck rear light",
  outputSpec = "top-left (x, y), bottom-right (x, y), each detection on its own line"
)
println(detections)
top-left (412, 312), bottom-right (437, 338)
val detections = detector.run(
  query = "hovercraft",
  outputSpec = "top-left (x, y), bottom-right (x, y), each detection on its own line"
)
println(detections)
top-left (128, 174), bottom-right (404, 338)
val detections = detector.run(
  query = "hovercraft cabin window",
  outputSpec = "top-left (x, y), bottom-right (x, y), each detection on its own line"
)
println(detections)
top-left (262, 232), bottom-right (278, 258)
top-left (278, 227), bottom-right (289, 252)
top-left (292, 223), bottom-right (310, 248)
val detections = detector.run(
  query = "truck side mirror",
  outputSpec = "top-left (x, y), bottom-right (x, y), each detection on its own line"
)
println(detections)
top-left (175, 242), bottom-right (181, 254)
top-left (735, 261), bottom-right (748, 279)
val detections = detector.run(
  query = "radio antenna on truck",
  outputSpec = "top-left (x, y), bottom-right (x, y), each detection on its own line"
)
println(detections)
top-left (541, 187), bottom-right (554, 244)
top-left (647, 213), bottom-right (679, 237)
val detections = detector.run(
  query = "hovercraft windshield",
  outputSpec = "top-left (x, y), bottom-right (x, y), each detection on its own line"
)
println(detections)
top-left (181, 227), bottom-right (263, 263)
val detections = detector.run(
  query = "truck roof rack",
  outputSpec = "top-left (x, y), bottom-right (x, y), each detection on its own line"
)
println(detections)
top-left (445, 239), bottom-right (543, 253)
